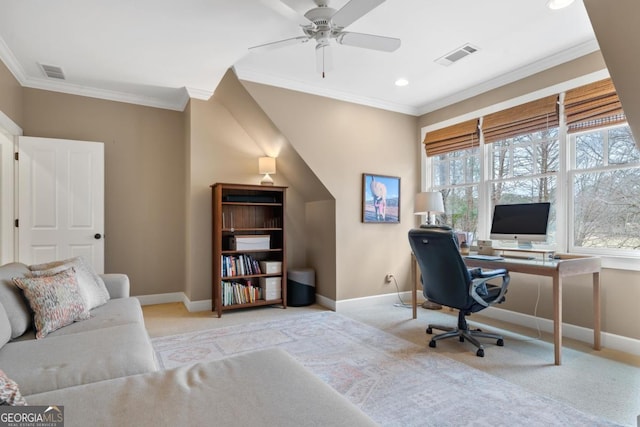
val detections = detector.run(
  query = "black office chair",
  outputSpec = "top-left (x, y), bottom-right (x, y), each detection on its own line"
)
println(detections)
top-left (408, 226), bottom-right (510, 357)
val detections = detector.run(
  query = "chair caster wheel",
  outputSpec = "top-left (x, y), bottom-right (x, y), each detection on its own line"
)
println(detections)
top-left (426, 327), bottom-right (433, 334)
top-left (459, 336), bottom-right (465, 342)
top-left (476, 348), bottom-right (485, 357)
top-left (429, 340), bottom-right (436, 348)
top-left (497, 339), bottom-right (504, 346)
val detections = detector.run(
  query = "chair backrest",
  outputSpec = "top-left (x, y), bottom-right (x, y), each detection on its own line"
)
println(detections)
top-left (408, 226), bottom-right (472, 310)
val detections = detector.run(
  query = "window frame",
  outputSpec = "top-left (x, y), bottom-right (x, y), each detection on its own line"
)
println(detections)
top-left (421, 79), bottom-right (640, 271)
top-left (567, 123), bottom-right (640, 258)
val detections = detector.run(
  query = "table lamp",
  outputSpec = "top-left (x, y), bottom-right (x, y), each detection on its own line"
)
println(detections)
top-left (414, 191), bottom-right (444, 227)
top-left (414, 191), bottom-right (445, 310)
top-left (258, 156), bottom-right (276, 185)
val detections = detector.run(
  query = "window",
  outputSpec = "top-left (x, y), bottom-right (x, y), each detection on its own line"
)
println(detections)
top-left (488, 129), bottom-right (559, 245)
top-left (570, 124), bottom-right (640, 253)
top-left (432, 147), bottom-right (479, 237)
top-left (424, 78), bottom-right (640, 261)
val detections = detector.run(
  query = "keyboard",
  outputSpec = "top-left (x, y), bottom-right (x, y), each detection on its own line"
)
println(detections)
top-left (465, 254), bottom-right (505, 261)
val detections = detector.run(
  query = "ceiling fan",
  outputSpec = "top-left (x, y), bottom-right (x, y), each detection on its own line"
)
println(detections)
top-left (251, 0), bottom-right (401, 77)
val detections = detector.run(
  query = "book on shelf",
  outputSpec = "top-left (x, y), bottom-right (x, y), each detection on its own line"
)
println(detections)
top-left (221, 281), bottom-right (263, 306)
top-left (221, 254), bottom-right (263, 277)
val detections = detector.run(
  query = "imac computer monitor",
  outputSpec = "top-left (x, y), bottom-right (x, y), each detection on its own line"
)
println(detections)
top-left (490, 202), bottom-right (551, 248)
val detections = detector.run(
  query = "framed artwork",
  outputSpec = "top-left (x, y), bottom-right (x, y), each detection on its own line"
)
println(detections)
top-left (362, 173), bottom-right (401, 223)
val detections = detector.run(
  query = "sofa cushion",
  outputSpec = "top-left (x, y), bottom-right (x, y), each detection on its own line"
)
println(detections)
top-left (45, 297), bottom-right (144, 337)
top-left (0, 323), bottom-right (158, 396)
top-left (0, 263), bottom-right (32, 338)
top-left (29, 257), bottom-right (110, 310)
top-left (0, 369), bottom-right (27, 406)
top-left (25, 348), bottom-right (377, 427)
top-left (13, 269), bottom-right (90, 339)
top-left (0, 302), bottom-right (11, 348)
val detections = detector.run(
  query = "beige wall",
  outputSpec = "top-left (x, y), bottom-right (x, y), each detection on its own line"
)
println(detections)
top-left (19, 89), bottom-right (186, 297)
top-left (243, 82), bottom-right (420, 300)
top-left (184, 70), bottom-right (328, 302)
top-left (0, 61), bottom-right (23, 127)
top-left (584, 0), bottom-right (640, 149)
top-left (418, 51), bottom-right (640, 340)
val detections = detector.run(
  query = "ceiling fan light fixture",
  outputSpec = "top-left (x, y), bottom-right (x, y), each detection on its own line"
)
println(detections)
top-left (249, 0), bottom-right (400, 77)
top-left (395, 78), bottom-right (409, 87)
top-left (546, 0), bottom-right (575, 10)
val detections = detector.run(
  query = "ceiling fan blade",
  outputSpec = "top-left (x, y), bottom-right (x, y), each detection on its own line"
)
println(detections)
top-left (331, 0), bottom-right (386, 28)
top-left (260, 0), bottom-right (312, 26)
top-left (316, 44), bottom-right (333, 78)
top-left (249, 36), bottom-right (310, 51)
top-left (337, 32), bottom-right (400, 52)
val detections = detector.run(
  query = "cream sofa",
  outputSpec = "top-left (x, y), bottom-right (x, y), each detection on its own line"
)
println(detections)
top-left (0, 262), bottom-right (376, 426)
top-left (0, 262), bottom-right (158, 396)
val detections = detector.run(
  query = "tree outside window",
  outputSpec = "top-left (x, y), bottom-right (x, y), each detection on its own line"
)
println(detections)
top-left (571, 125), bottom-right (640, 251)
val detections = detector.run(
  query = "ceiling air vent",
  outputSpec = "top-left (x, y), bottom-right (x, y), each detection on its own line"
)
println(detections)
top-left (39, 63), bottom-right (66, 80)
top-left (435, 43), bottom-right (480, 66)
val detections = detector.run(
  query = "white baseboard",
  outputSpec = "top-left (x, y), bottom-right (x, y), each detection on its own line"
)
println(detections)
top-left (135, 292), bottom-right (211, 312)
top-left (135, 292), bottom-right (184, 306)
top-left (481, 307), bottom-right (640, 357)
top-left (183, 296), bottom-right (213, 313)
top-left (315, 294), bottom-right (336, 311)
top-left (335, 291), bottom-right (414, 311)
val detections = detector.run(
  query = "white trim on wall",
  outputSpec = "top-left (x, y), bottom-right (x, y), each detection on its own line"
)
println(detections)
top-left (0, 111), bottom-right (21, 264)
top-left (135, 292), bottom-right (185, 307)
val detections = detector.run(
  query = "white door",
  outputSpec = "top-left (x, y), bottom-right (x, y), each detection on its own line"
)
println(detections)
top-left (0, 131), bottom-right (14, 265)
top-left (18, 137), bottom-right (104, 273)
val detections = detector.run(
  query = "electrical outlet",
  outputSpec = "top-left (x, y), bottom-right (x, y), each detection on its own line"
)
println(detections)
top-left (385, 273), bottom-right (393, 284)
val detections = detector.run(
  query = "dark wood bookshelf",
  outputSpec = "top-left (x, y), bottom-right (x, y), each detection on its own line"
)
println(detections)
top-left (211, 183), bottom-right (287, 318)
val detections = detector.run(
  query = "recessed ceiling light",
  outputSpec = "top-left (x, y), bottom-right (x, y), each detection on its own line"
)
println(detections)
top-left (547, 0), bottom-right (575, 10)
top-left (395, 78), bottom-right (409, 87)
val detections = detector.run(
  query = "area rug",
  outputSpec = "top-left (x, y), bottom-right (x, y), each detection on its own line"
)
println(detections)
top-left (152, 311), bottom-right (618, 427)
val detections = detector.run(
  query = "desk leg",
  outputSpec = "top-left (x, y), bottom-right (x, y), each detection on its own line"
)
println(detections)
top-left (553, 275), bottom-right (562, 366)
top-left (593, 271), bottom-right (601, 350)
top-left (411, 256), bottom-right (417, 319)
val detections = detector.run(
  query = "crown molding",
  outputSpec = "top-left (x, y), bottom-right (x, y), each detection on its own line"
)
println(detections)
top-left (233, 66), bottom-right (420, 116)
top-left (185, 87), bottom-right (214, 100)
top-left (0, 36), bottom-right (27, 86)
top-left (1, 32), bottom-right (600, 118)
top-left (23, 76), bottom-right (189, 111)
top-left (416, 39), bottom-right (601, 116)
top-left (0, 35), bottom-right (190, 112)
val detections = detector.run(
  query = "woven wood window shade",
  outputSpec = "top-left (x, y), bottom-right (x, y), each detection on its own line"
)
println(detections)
top-left (482, 95), bottom-right (559, 144)
top-left (565, 78), bottom-right (625, 134)
top-left (423, 119), bottom-right (479, 157)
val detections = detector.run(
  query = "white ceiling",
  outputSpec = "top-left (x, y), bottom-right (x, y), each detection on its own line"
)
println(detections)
top-left (0, 0), bottom-right (598, 115)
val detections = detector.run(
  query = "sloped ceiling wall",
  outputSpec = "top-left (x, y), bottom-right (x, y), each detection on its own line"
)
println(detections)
top-left (584, 0), bottom-right (640, 149)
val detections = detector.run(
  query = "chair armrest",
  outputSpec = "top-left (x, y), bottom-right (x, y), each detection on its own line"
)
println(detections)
top-left (470, 268), bottom-right (508, 279)
top-left (468, 271), bottom-right (510, 307)
top-left (100, 274), bottom-right (130, 299)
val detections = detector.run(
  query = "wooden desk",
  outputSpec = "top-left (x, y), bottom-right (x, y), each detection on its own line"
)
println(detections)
top-left (411, 253), bottom-right (601, 365)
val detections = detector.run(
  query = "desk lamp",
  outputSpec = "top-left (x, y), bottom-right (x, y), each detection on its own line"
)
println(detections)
top-left (414, 191), bottom-right (444, 227)
top-left (414, 191), bottom-right (445, 310)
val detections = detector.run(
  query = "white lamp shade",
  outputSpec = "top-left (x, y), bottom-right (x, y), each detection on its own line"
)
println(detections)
top-left (258, 157), bottom-right (276, 174)
top-left (414, 191), bottom-right (444, 215)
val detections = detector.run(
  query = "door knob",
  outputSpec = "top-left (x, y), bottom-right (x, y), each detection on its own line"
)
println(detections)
top-left (94, 233), bottom-right (102, 240)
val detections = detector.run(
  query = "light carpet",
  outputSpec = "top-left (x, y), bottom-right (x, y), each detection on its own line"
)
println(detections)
top-left (152, 311), bottom-right (619, 426)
